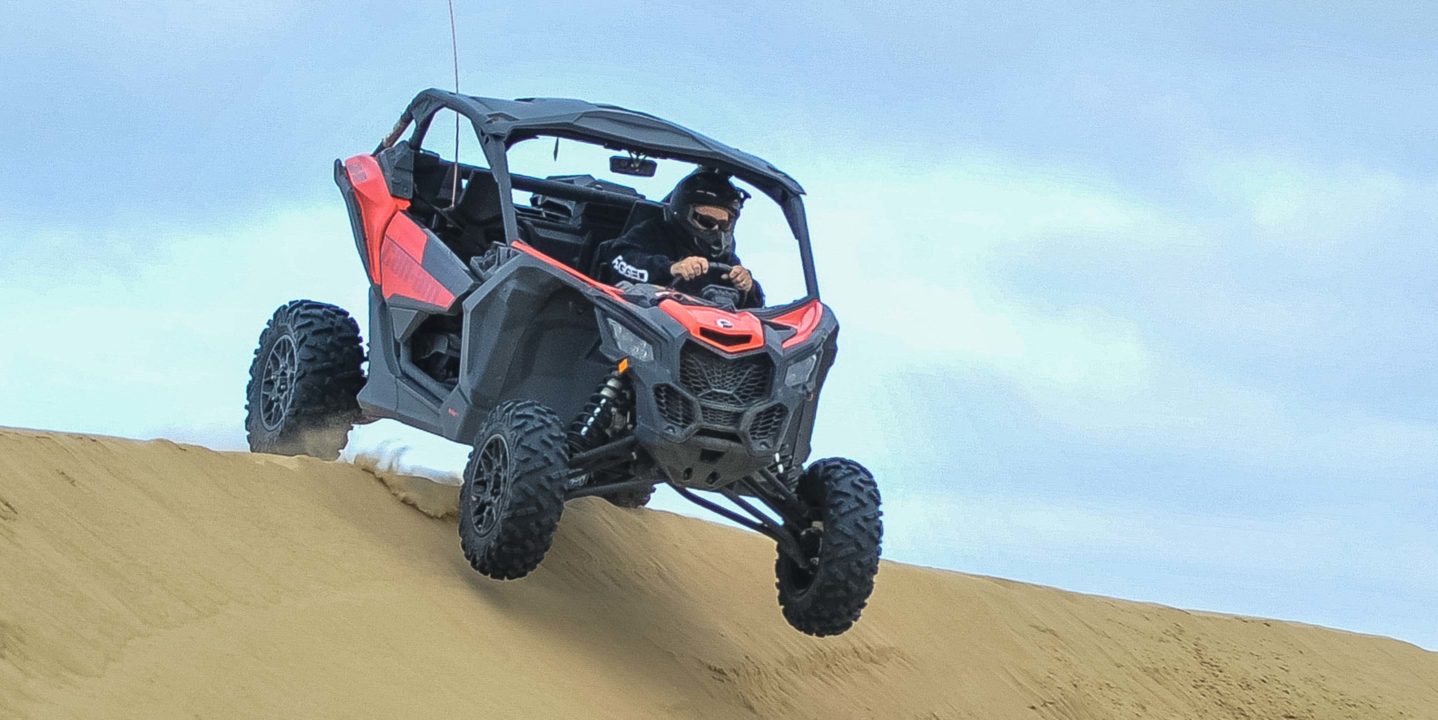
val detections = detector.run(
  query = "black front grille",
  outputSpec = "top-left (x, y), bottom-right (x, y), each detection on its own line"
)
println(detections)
top-left (701, 405), bottom-right (743, 427)
top-left (654, 384), bottom-right (695, 427)
top-left (679, 345), bottom-right (772, 407)
top-left (748, 404), bottom-right (788, 444)
top-left (662, 345), bottom-right (780, 442)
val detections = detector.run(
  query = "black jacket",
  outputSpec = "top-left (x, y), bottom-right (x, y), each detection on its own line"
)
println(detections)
top-left (596, 218), bottom-right (765, 307)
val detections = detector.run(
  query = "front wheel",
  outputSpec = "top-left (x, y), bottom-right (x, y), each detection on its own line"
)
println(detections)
top-left (459, 400), bottom-right (571, 579)
top-left (775, 458), bottom-right (883, 636)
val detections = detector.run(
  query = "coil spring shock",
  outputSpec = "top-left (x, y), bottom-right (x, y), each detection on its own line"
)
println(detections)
top-left (568, 370), bottom-right (632, 455)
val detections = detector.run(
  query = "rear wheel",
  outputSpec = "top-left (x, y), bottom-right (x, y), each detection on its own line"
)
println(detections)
top-left (775, 458), bottom-right (883, 636)
top-left (460, 400), bottom-right (571, 579)
top-left (245, 300), bottom-right (364, 459)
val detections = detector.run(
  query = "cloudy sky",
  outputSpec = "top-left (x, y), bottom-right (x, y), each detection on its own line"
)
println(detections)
top-left (2, 2), bottom-right (1434, 649)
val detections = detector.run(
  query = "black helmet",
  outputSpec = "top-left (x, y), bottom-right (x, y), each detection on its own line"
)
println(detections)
top-left (664, 169), bottom-right (748, 258)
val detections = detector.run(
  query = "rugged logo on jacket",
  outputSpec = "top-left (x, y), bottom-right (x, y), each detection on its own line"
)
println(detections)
top-left (611, 256), bottom-right (649, 282)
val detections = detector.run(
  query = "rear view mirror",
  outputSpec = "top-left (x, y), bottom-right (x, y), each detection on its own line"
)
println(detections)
top-left (610, 155), bottom-right (657, 177)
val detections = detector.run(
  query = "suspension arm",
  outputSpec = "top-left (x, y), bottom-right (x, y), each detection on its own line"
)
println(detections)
top-left (717, 488), bottom-right (792, 539)
top-left (569, 434), bottom-right (638, 468)
top-left (740, 472), bottom-right (812, 527)
top-left (669, 483), bottom-right (810, 566)
top-left (566, 477), bottom-right (657, 500)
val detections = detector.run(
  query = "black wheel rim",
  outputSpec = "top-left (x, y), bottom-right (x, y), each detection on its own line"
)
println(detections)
top-left (788, 523), bottom-right (825, 591)
top-left (259, 335), bottom-right (298, 431)
top-left (469, 435), bottom-right (511, 536)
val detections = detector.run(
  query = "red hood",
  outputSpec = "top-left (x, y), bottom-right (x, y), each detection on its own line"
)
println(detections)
top-left (660, 298), bottom-right (824, 354)
top-left (659, 300), bottom-right (766, 353)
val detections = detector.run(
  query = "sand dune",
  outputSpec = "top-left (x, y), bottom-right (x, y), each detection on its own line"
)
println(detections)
top-left (1, 428), bottom-right (1434, 719)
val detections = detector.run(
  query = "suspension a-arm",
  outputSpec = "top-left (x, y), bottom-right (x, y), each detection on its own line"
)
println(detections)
top-left (668, 482), bottom-right (811, 567)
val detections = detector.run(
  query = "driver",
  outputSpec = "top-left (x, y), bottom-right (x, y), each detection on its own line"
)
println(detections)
top-left (596, 168), bottom-right (764, 307)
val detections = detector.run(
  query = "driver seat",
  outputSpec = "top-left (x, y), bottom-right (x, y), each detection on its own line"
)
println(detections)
top-left (586, 201), bottom-right (664, 277)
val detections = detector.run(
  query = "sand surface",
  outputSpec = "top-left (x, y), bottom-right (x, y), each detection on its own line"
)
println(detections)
top-left (1, 428), bottom-right (1434, 719)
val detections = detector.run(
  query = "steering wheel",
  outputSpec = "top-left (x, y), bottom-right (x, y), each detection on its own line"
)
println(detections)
top-left (668, 261), bottom-right (734, 288)
top-left (666, 261), bottom-right (743, 310)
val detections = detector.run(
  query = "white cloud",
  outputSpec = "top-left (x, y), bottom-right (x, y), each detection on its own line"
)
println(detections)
top-left (802, 158), bottom-right (1168, 391)
top-left (10, 3), bottom-right (301, 58)
top-left (1203, 157), bottom-right (1437, 250)
top-left (0, 206), bottom-right (366, 447)
top-left (778, 155), bottom-right (1438, 480)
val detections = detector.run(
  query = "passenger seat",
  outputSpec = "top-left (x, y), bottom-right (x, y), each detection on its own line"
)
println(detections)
top-left (449, 173), bottom-right (503, 259)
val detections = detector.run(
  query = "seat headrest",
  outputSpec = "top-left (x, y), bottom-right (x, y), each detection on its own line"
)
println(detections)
top-left (455, 173), bottom-right (501, 226)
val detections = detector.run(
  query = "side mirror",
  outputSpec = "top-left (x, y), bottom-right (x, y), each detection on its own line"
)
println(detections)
top-left (610, 155), bottom-right (657, 177)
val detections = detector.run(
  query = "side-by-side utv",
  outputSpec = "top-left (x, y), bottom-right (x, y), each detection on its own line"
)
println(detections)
top-left (244, 89), bottom-right (882, 636)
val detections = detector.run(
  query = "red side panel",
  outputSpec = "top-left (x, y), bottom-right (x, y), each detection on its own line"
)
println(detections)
top-left (769, 300), bottom-right (826, 348)
top-left (343, 154), bottom-right (410, 284)
top-left (659, 300), bottom-right (766, 354)
top-left (378, 214), bottom-right (457, 309)
top-left (385, 212), bottom-right (430, 258)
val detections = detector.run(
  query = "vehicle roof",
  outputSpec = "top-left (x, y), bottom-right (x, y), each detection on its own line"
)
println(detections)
top-left (403, 89), bottom-right (804, 196)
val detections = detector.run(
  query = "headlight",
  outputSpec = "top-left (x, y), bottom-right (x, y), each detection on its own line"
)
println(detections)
top-left (784, 353), bottom-right (819, 388)
top-left (606, 319), bottom-right (654, 363)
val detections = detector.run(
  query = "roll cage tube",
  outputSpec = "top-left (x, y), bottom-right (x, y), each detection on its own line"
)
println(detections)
top-left (393, 96), bottom-right (821, 300)
top-left (393, 102), bottom-right (525, 245)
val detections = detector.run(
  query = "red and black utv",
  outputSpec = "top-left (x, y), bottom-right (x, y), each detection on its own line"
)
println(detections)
top-left (244, 89), bottom-right (882, 636)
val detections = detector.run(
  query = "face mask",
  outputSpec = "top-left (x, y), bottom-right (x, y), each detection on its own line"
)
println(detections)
top-left (683, 209), bottom-right (734, 258)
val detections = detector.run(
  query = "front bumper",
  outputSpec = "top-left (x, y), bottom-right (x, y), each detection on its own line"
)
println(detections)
top-left (595, 297), bottom-right (838, 489)
top-left (632, 341), bottom-right (822, 488)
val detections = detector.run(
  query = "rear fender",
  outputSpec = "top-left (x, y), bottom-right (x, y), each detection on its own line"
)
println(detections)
top-left (377, 214), bottom-right (474, 314)
top-left (334, 160), bottom-right (374, 280)
top-left (337, 155), bottom-right (404, 284)
top-left (336, 154), bottom-right (474, 313)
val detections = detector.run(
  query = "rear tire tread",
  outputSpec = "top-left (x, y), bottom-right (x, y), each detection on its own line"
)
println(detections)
top-left (244, 300), bottom-right (365, 459)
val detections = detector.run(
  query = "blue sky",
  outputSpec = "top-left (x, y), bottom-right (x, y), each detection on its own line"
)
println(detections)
top-left (2, 2), bottom-right (1434, 649)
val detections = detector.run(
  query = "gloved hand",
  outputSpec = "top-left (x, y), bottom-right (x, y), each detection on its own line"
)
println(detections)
top-left (725, 265), bottom-right (754, 292)
top-left (670, 256), bottom-right (710, 281)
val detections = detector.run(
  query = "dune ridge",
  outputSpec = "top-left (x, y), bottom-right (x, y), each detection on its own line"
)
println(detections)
top-left (1, 428), bottom-right (1434, 719)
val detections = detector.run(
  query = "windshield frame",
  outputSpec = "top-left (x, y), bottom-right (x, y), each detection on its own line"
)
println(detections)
top-left (386, 92), bottom-right (821, 302)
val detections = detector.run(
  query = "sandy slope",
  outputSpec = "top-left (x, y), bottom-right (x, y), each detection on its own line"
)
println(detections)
top-left (1, 429), bottom-right (1434, 719)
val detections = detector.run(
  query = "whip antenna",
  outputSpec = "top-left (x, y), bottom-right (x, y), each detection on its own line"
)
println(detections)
top-left (447, 0), bottom-right (462, 207)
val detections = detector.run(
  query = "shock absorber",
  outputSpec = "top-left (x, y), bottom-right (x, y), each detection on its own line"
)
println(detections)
top-left (567, 369), bottom-right (632, 455)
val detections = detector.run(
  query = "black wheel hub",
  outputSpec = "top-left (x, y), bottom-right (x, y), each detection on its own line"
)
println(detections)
top-left (789, 522), bottom-right (825, 590)
top-left (469, 435), bottom-right (511, 536)
top-left (259, 336), bottom-right (298, 431)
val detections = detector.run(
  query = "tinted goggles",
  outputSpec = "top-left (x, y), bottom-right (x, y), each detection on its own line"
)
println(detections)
top-left (690, 206), bottom-right (734, 232)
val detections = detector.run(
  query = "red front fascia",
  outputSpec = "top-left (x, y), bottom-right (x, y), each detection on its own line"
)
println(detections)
top-left (769, 299), bottom-right (826, 348)
top-left (659, 300), bottom-right (766, 353)
top-left (343, 154), bottom-right (410, 285)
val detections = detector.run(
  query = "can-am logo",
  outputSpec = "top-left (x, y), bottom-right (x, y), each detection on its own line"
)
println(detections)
top-left (716, 318), bottom-right (734, 329)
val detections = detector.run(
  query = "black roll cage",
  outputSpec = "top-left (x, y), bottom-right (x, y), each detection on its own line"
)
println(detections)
top-left (378, 89), bottom-right (821, 300)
